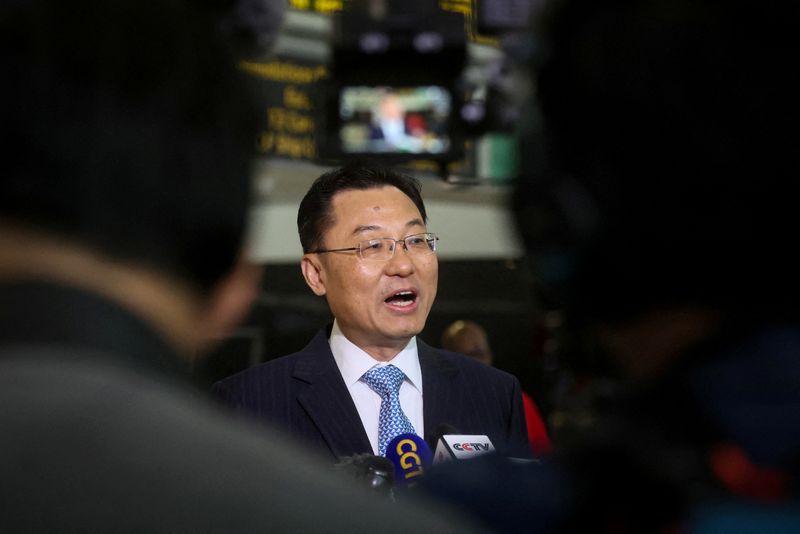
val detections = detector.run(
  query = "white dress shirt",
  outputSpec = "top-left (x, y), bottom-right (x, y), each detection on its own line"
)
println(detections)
top-left (329, 320), bottom-right (424, 455)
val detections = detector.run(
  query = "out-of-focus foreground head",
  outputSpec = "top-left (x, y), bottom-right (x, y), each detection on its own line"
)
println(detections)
top-left (441, 320), bottom-right (493, 366)
top-left (0, 0), bottom-right (257, 294)
top-left (0, 0), bottom-right (270, 351)
top-left (515, 0), bottom-right (799, 375)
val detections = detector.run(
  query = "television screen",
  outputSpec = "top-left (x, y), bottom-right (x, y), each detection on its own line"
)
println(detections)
top-left (338, 85), bottom-right (452, 155)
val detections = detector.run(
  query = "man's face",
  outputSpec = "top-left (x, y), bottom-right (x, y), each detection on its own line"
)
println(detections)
top-left (380, 95), bottom-right (403, 120)
top-left (302, 186), bottom-right (438, 357)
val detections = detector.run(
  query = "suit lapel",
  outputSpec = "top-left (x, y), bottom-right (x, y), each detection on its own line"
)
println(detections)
top-left (293, 331), bottom-right (372, 458)
top-left (418, 339), bottom-right (460, 445)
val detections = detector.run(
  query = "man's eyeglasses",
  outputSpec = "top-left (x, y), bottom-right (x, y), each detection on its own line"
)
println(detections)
top-left (310, 232), bottom-right (439, 261)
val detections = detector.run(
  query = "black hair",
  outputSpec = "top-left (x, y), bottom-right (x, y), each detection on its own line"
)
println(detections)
top-left (297, 161), bottom-right (428, 253)
top-left (0, 0), bottom-right (258, 293)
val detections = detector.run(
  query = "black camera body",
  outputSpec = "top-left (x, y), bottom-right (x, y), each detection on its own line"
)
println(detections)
top-left (316, 5), bottom-right (467, 163)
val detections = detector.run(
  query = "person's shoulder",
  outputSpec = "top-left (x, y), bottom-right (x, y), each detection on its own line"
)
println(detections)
top-left (217, 351), bottom-right (297, 384)
top-left (213, 330), bottom-right (329, 388)
top-left (420, 341), bottom-right (519, 384)
top-left (211, 349), bottom-right (310, 399)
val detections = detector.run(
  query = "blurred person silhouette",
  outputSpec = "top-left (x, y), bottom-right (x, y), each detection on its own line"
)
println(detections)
top-left (441, 320), bottom-right (493, 366)
top-left (0, 1), bottom-right (479, 531)
top-left (442, 319), bottom-right (551, 456)
top-left (369, 90), bottom-right (423, 152)
top-left (419, 0), bottom-right (800, 531)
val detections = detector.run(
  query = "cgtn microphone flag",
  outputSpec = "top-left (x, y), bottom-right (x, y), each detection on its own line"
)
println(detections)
top-left (433, 435), bottom-right (495, 463)
top-left (385, 433), bottom-right (432, 487)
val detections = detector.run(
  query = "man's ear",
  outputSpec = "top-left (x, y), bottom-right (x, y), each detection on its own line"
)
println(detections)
top-left (196, 256), bottom-right (264, 351)
top-left (301, 254), bottom-right (327, 296)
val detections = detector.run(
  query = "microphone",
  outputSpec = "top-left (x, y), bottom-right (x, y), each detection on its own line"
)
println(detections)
top-left (334, 453), bottom-right (395, 496)
top-left (431, 424), bottom-right (537, 466)
top-left (385, 433), bottom-right (432, 488)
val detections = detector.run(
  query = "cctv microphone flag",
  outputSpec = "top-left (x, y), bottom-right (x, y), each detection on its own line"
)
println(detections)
top-left (433, 435), bottom-right (496, 463)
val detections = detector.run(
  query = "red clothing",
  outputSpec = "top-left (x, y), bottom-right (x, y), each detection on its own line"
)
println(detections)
top-left (522, 391), bottom-right (551, 456)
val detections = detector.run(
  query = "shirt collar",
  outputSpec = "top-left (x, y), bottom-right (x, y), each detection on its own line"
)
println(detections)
top-left (329, 319), bottom-right (423, 394)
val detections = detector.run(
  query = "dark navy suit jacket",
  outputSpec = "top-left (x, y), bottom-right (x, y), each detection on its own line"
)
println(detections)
top-left (213, 328), bottom-right (530, 460)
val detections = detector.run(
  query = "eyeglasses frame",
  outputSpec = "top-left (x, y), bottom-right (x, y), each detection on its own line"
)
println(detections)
top-left (309, 232), bottom-right (439, 261)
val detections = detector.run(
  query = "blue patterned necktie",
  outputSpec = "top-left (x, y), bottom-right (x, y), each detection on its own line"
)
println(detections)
top-left (361, 364), bottom-right (416, 456)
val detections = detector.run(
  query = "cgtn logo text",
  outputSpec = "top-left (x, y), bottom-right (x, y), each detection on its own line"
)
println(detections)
top-left (395, 438), bottom-right (425, 481)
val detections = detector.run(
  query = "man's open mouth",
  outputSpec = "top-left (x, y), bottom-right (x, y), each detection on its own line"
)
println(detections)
top-left (384, 290), bottom-right (418, 308)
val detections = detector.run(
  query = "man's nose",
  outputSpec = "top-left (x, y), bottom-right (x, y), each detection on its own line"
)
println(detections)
top-left (385, 240), bottom-right (414, 275)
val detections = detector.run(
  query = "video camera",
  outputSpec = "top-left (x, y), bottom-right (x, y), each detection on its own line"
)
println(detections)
top-left (316, 1), bottom-right (468, 164)
top-left (315, 0), bottom-right (538, 169)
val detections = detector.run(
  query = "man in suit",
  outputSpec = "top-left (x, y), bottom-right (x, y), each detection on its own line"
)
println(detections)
top-left (0, 1), bottom-right (475, 531)
top-left (214, 163), bottom-right (529, 461)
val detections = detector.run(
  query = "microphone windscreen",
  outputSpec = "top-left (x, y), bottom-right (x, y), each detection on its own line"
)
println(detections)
top-left (385, 433), bottom-right (432, 487)
top-left (334, 453), bottom-right (395, 494)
